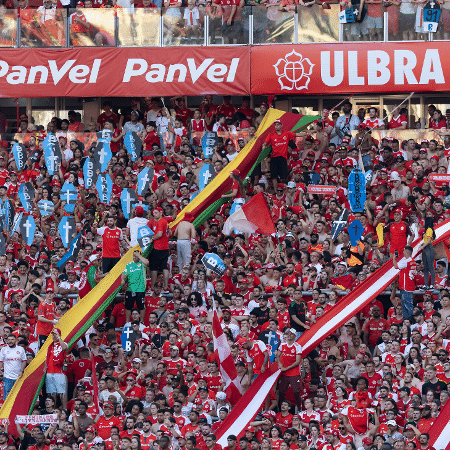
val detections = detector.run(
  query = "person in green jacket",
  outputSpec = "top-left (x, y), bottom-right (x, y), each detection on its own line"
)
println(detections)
top-left (122, 250), bottom-right (149, 323)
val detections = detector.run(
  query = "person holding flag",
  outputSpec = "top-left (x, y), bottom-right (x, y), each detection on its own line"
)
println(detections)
top-left (121, 250), bottom-right (149, 323)
top-left (92, 216), bottom-right (126, 274)
top-left (275, 328), bottom-right (302, 409)
top-left (78, 254), bottom-right (103, 300)
top-left (43, 328), bottom-right (68, 410)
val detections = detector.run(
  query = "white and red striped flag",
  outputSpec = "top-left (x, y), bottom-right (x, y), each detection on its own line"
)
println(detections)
top-left (212, 299), bottom-right (243, 406)
top-left (429, 398), bottom-right (450, 450)
top-left (214, 218), bottom-right (450, 442)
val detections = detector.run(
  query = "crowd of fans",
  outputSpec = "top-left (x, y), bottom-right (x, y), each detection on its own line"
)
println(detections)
top-left (0, 95), bottom-right (449, 450)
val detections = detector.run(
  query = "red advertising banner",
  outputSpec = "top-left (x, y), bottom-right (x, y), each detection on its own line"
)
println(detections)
top-left (0, 47), bottom-right (250, 98)
top-left (251, 42), bottom-right (449, 95)
top-left (307, 185), bottom-right (337, 194)
top-left (428, 174), bottom-right (450, 182)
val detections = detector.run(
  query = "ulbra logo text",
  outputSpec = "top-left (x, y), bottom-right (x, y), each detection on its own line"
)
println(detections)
top-left (123, 58), bottom-right (240, 83)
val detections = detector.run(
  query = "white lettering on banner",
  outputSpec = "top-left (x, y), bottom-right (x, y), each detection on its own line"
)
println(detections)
top-left (15, 414), bottom-right (58, 424)
top-left (122, 58), bottom-right (240, 83)
top-left (0, 59), bottom-right (101, 85)
top-left (367, 50), bottom-right (390, 85)
top-left (321, 51), bottom-right (344, 86)
top-left (321, 49), bottom-right (445, 87)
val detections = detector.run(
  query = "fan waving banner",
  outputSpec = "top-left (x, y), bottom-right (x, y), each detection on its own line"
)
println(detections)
top-left (223, 193), bottom-right (276, 236)
top-left (83, 157), bottom-right (100, 190)
top-left (43, 132), bottom-right (62, 175)
top-left (123, 132), bottom-right (143, 161)
top-left (212, 300), bottom-right (242, 406)
top-left (12, 143), bottom-right (27, 171)
top-left (18, 183), bottom-right (35, 213)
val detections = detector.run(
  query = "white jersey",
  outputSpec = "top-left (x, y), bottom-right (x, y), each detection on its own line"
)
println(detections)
top-left (0, 345), bottom-right (26, 379)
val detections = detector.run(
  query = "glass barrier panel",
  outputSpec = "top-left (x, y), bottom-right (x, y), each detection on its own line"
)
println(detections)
top-left (341, 3), bottom-right (384, 42)
top-left (207, 4), bottom-right (249, 45)
top-left (432, 3), bottom-right (450, 40)
top-left (0, 8), bottom-right (17, 47)
top-left (297, 4), bottom-right (339, 43)
top-left (251, 4), bottom-right (294, 44)
top-left (387, 2), bottom-right (425, 41)
top-left (162, 6), bottom-right (206, 45)
top-left (69, 8), bottom-right (115, 46)
top-left (117, 8), bottom-right (161, 46)
top-left (162, 5), bottom-right (184, 45)
top-left (20, 7), bottom-right (66, 47)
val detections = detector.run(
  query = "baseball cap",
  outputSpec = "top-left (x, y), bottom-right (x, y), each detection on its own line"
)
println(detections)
top-left (85, 426), bottom-right (96, 434)
top-left (230, 169), bottom-right (240, 176)
top-left (387, 420), bottom-right (397, 426)
top-left (274, 119), bottom-right (282, 124)
top-left (103, 402), bottom-right (114, 409)
top-left (277, 183), bottom-right (285, 190)
top-left (362, 438), bottom-right (373, 445)
top-left (287, 181), bottom-right (296, 188)
top-left (246, 426), bottom-right (255, 433)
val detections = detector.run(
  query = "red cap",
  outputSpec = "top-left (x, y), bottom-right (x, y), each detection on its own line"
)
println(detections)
top-left (85, 426), bottom-right (96, 434)
top-left (274, 119), bottom-right (282, 124)
top-left (246, 426), bottom-right (255, 433)
top-left (230, 169), bottom-right (241, 176)
top-left (239, 278), bottom-right (249, 284)
top-left (253, 264), bottom-right (262, 270)
top-left (431, 155), bottom-right (439, 161)
top-left (184, 212), bottom-right (195, 222)
top-left (362, 438), bottom-right (373, 446)
top-left (277, 183), bottom-right (285, 190)
top-left (13, 309), bottom-right (21, 314)
top-left (103, 402), bottom-right (114, 409)
top-left (135, 206), bottom-right (145, 217)
top-left (153, 207), bottom-right (164, 214)
top-left (326, 429), bottom-right (339, 437)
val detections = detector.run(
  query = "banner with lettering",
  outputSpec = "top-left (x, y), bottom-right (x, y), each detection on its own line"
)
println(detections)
top-left (15, 414), bottom-right (58, 424)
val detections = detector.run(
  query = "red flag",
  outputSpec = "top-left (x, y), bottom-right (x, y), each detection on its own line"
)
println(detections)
top-left (212, 300), bottom-right (242, 405)
top-left (223, 193), bottom-right (276, 236)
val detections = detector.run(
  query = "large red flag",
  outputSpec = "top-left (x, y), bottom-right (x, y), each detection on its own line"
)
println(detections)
top-left (212, 301), bottom-right (243, 405)
top-left (223, 193), bottom-right (276, 236)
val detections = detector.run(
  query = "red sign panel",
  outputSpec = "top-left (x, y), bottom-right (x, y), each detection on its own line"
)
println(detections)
top-left (251, 42), bottom-right (449, 95)
top-left (0, 46), bottom-right (250, 98)
top-left (307, 185), bottom-right (337, 194)
top-left (428, 174), bottom-right (450, 182)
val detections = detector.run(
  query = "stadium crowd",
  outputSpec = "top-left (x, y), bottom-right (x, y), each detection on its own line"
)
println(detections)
top-left (0, 96), bottom-right (449, 450)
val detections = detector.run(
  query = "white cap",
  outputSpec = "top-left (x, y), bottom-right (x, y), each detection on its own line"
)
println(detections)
top-left (89, 254), bottom-right (99, 262)
top-left (390, 171), bottom-right (401, 181)
top-left (287, 181), bottom-right (296, 188)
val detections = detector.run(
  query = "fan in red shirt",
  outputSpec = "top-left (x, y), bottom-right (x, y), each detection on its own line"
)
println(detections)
top-left (393, 245), bottom-right (417, 322)
top-left (276, 328), bottom-right (302, 408)
top-left (93, 216), bottom-right (124, 274)
top-left (384, 211), bottom-right (412, 257)
top-left (147, 207), bottom-right (170, 291)
top-left (95, 402), bottom-right (123, 439)
top-left (263, 119), bottom-right (298, 192)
